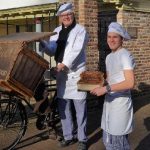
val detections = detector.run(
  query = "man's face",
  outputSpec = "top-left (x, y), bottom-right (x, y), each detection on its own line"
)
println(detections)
top-left (107, 32), bottom-right (123, 51)
top-left (59, 12), bottom-right (74, 27)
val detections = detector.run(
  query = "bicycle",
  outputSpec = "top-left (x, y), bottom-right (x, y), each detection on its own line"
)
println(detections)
top-left (0, 79), bottom-right (60, 150)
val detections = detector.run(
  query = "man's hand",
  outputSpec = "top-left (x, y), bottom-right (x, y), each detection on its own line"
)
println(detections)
top-left (57, 63), bottom-right (66, 72)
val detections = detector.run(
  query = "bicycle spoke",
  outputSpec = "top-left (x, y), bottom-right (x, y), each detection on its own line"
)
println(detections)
top-left (0, 98), bottom-right (27, 150)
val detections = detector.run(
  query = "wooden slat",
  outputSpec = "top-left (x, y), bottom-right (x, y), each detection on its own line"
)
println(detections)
top-left (0, 81), bottom-right (32, 98)
top-left (0, 32), bottom-right (56, 43)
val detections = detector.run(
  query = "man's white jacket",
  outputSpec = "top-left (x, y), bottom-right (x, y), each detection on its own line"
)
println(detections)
top-left (45, 24), bottom-right (88, 100)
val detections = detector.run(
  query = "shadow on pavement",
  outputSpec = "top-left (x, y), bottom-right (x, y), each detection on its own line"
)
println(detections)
top-left (86, 93), bottom-right (104, 149)
top-left (132, 82), bottom-right (150, 150)
top-left (87, 130), bottom-right (102, 149)
top-left (132, 82), bottom-right (150, 113)
top-left (15, 130), bottom-right (49, 149)
top-left (135, 117), bottom-right (150, 150)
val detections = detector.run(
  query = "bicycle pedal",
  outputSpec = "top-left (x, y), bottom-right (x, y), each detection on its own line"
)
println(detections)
top-left (36, 115), bottom-right (47, 130)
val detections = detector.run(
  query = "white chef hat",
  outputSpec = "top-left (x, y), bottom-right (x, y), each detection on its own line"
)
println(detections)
top-left (56, 3), bottom-right (73, 16)
top-left (108, 22), bottom-right (131, 40)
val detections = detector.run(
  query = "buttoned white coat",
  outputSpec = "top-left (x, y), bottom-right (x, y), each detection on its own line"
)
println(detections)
top-left (46, 24), bottom-right (88, 100)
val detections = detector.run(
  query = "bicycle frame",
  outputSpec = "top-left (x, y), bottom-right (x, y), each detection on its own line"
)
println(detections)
top-left (0, 82), bottom-right (59, 150)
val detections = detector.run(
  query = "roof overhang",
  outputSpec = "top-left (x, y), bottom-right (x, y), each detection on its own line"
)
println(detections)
top-left (0, 3), bottom-right (58, 20)
top-left (99, 0), bottom-right (150, 13)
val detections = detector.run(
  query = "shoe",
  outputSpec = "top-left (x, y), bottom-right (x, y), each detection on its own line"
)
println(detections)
top-left (77, 141), bottom-right (87, 150)
top-left (58, 138), bottom-right (77, 147)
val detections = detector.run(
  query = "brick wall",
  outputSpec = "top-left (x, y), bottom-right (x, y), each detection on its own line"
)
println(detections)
top-left (117, 10), bottom-right (150, 97)
top-left (81, 0), bottom-right (99, 71)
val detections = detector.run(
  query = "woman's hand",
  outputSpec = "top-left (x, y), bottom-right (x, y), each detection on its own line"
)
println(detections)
top-left (90, 86), bottom-right (107, 96)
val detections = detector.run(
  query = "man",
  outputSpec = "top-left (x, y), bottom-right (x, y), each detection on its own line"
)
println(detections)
top-left (90, 22), bottom-right (135, 150)
top-left (40, 3), bottom-right (88, 150)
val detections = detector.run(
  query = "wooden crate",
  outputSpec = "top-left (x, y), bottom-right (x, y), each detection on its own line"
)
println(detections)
top-left (0, 32), bottom-right (56, 98)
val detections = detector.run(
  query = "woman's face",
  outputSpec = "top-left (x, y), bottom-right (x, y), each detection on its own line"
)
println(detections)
top-left (107, 32), bottom-right (123, 52)
top-left (59, 12), bottom-right (74, 27)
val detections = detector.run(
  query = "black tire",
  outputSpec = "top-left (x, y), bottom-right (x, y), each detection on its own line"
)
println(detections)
top-left (0, 98), bottom-right (27, 150)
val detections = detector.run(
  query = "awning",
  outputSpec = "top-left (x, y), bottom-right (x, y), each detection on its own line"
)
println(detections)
top-left (99, 0), bottom-right (150, 12)
top-left (0, 3), bottom-right (58, 20)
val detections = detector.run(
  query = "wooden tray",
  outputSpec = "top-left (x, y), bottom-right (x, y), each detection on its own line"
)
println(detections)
top-left (77, 71), bottom-right (104, 91)
top-left (77, 81), bottom-right (104, 91)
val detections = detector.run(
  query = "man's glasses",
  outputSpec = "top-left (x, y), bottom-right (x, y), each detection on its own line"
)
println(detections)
top-left (59, 13), bottom-right (73, 18)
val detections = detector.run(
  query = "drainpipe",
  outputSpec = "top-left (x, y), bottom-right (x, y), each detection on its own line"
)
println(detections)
top-left (6, 17), bottom-right (8, 35)
top-left (35, 17), bottom-right (43, 56)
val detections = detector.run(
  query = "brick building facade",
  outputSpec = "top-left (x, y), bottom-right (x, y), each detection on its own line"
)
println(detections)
top-left (117, 10), bottom-right (150, 97)
top-left (0, 0), bottom-right (150, 98)
top-left (59, 0), bottom-right (150, 98)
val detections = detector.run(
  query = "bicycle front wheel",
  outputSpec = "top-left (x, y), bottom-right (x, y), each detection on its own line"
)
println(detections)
top-left (0, 99), bottom-right (27, 150)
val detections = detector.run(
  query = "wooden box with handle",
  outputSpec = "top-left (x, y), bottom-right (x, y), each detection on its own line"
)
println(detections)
top-left (0, 32), bottom-right (55, 98)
